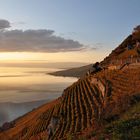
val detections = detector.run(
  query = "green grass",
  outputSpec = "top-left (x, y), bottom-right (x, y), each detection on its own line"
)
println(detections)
top-left (105, 119), bottom-right (140, 140)
top-left (112, 119), bottom-right (140, 140)
top-left (104, 102), bottom-right (140, 140)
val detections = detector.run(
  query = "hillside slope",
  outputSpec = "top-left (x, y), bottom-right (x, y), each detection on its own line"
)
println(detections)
top-left (49, 64), bottom-right (92, 78)
top-left (101, 27), bottom-right (140, 66)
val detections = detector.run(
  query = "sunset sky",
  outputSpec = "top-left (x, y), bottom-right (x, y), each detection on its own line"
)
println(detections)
top-left (0, 0), bottom-right (140, 63)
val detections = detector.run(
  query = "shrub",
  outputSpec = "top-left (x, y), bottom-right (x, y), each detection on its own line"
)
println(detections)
top-left (106, 118), bottom-right (140, 140)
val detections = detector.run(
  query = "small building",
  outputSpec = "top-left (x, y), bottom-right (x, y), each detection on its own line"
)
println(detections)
top-left (127, 44), bottom-right (133, 50)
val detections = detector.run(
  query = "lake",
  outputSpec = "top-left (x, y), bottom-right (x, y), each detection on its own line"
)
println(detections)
top-left (0, 66), bottom-right (77, 125)
top-left (0, 66), bottom-right (77, 103)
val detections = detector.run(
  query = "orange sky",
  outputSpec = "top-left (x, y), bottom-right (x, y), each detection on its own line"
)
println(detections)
top-left (0, 50), bottom-right (109, 63)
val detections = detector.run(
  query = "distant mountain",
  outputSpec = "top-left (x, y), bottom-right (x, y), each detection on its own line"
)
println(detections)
top-left (49, 64), bottom-right (92, 77)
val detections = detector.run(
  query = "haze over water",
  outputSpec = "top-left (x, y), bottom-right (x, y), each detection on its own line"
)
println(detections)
top-left (0, 65), bottom-right (77, 103)
top-left (0, 62), bottom-right (79, 125)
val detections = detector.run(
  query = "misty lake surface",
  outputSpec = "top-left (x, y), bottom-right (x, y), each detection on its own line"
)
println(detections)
top-left (0, 66), bottom-right (77, 125)
top-left (0, 67), bottom-right (77, 103)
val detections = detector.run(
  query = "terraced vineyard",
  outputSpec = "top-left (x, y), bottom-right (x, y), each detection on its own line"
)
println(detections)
top-left (0, 65), bottom-right (140, 140)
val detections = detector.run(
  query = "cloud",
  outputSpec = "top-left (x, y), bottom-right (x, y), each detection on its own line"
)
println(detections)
top-left (0, 19), bottom-right (10, 29)
top-left (84, 43), bottom-right (103, 51)
top-left (0, 29), bottom-right (85, 52)
top-left (11, 21), bottom-right (26, 26)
